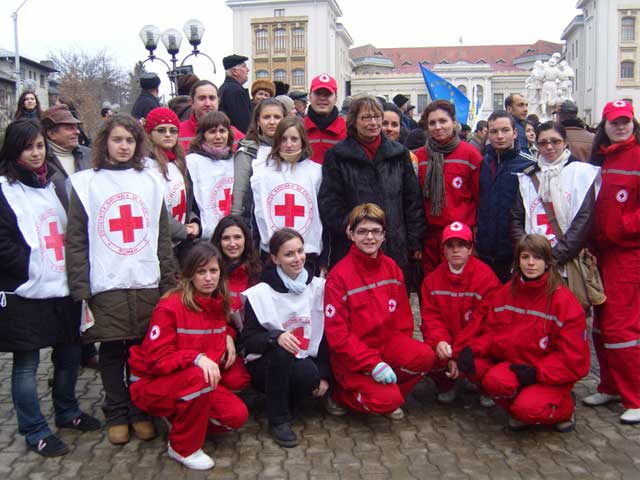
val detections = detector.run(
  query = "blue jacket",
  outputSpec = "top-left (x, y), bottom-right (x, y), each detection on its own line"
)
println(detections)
top-left (476, 143), bottom-right (535, 264)
top-left (515, 118), bottom-right (531, 155)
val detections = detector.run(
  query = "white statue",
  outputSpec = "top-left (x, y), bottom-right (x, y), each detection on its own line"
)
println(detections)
top-left (558, 60), bottom-right (575, 100)
top-left (525, 52), bottom-right (575, 120)
top-left (526, 60), bottom-right (545, 116)
top-left (541, 53), bottom-right (562, 117)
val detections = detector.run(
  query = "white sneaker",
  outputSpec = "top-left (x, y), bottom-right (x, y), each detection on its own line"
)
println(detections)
top-left (620, 408), bottom-right (640, 425)
top-left (167, 444), bottom-right (215, 470)
top-left (479, 395), bottom-right (495, 408)
top-left (437, 388), bottom-right (457, 404)
top-left (324, 395), bottom-right (347, 416)
top-left (582, 392), bottom-right (622, 407)
top-left (385, 407), bottom-right (404, 420)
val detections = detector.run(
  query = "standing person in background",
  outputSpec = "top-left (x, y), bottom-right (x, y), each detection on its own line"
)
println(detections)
top-left (130, 73), bottom-right (161, 121)
top-left (524, 120), bottom-right (538, 157)
top-left (13, 90), bottom-right (42, 120)
top-left (218, 54), bottom-right (252, 134)
top-left (289, 91), bottom-right (308, 118)
top-left (251, 79), bottom-right (276, 109)
top-left (468, 120), bottom-right (488, 156)
top-left (168, 74), bottom-right (200, 122)
top-left (505, 94), bottom-right (530, 154)
top-left (56, 96), bottom-right (91, 147)
top-left (583, 100), bottom-right (640, 424)
top-left (275, 95), bottom-right (297, 117)
top-left (392, 94), bottom-right (419, 131)
top-left (382, 102), bottom-right (417, 173)
top-left (66, 114), bottom-right (176, 445)
top-left (304, 74), bottom-right (347, 164)
top-left (556, 100), bottom-right (595, 162)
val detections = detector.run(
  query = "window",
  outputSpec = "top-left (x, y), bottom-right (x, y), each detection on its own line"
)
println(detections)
top-left (255, 29), bottom-right (267, 53)
top-left (292, 68), bottom-right (304, 86)
top-left (274, 69), bottom-right (287, 83)
top-left (292, 28), bottom-right (305, 51)
top-left (256, 69), bottom-right (269, 79)
top-left (274, 8), bottom-right (285, 17)
top-left (475, 85), bottom-right (484, 107)
top-left (621, 61), bottom-right (635, 79)
top-left (493, 93), bottom-right (504, 111)
top-left (274, 28), bottom-right (286, 52)
top-left (417, 94), bottom-right (429, 114)
top-left (457, 85), bottom-right (467, 96)
top-left (40, 74), bottom-right (45, 88)
top-left (622, 17), bottom-right (635, 41)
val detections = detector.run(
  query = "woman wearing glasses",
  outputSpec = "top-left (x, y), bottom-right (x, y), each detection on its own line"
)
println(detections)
top-left (510, 121), bottom-right (600, 295)
top-left (319, 96), bottom-right (425, 279)
top-left (145, 108), bottom-right (200, 261)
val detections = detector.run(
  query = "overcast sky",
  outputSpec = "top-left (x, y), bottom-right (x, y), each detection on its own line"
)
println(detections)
top-left (1, 0), bottom-right (581, 88)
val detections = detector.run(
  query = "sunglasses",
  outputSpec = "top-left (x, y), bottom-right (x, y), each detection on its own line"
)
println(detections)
top-left (153, 127), bottom-right (179, 135)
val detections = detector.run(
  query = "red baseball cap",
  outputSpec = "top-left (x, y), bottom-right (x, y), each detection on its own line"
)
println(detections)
top-left (441, 222), bottom-right (473, 245)
top-left (310, 74), bottom-right (337, 94)
top-left (602, 100), bottom-right (635, 122)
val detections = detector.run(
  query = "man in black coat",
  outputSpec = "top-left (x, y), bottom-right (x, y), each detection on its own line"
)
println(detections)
top-left (130, 73), bottom-right (161, 121)
top-left (218, 54), bottom-right (252, 133)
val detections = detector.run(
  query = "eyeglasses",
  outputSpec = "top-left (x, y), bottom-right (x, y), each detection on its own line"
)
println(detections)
top-left (537, 138), bottom-right (564, 147)
top-left (153, 127), bottom-right (179, 135)
top-left (354, 227), bottom-right (384, 238)
top-left (358, 114), bottom-right (382, 122)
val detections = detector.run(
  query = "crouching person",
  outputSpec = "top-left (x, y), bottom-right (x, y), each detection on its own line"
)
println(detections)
top-left (324, 203), bottom-right (435, 419)
top-left (129, 243), bottom-right (249, 470)
top-left (456, 234), bottom-right (590, 432)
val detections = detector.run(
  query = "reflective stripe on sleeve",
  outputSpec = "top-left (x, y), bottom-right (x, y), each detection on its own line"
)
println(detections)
top-left (603, 339), bottom-right (640, 350)
top-left (443, 159), bottom-right (478, 170)
top-left (602, 168), bottom-right (640, 177)
top-left (177, 328), bottom-right (213, 334)
top-left (494, 305), bottom-right (563, 328)
top-left (180, 386), bottom-right (213, 401)
top-left (341, 278), bottom-right (402, 301)
top-left (431, 290), bottom-right (482, 300)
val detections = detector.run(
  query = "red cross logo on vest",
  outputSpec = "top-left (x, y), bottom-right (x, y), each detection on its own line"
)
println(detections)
top-left (266, 183), bottom-right (314, 233)
top-left (44, 221), bottom-right (65, 261)
top-left (275, 193), bottom-right (305, 227)
top-left (109, 204), bottom-right (144, 243)
top-left (98, 193), bottom-right (151, 255)
top-left (218, 188), bottom-right (232, 216)
top-left (171, 189), bottom-right (187, 223)
top-left (535, 213), bottom-right (554, 236)
top-left (210, 177), bottom-right (234, 220)
top-left (37, 209), bottom-right (66, 273)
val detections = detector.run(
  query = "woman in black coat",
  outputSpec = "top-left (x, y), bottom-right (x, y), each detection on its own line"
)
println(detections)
top-left (318, 96), bottom-right (426, 278)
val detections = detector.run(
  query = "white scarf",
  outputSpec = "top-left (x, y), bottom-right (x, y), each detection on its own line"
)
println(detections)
top-left (537, 149), bottom-right (572, 233)
top-left (276, 265), bottom-right (309, 294)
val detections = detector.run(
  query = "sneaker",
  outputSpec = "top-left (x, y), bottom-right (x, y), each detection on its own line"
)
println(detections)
top-left (479, 395), bottom-right (496, 408)
top-left (56, 412), bottom-right (101, 431)
top-left (131, 420), bottom-right (156, 440)
top-left (385, 407), bottom-right (405, 420)
top-left (107, 424), bottom-right (130, 445)
top-left (27, 434), bottom-right (69, 457)
top-left (620, 408), bottom-right (640, 425)
top-left (555, 413), bottom-right (576, 433)
top-left (324, 395), bottom-right (347, 416)
top-left (508, 416), bottom-right (530, 432)
top-left (582, 392), bottom-right (622, 407)
top-left (167, 443), bottom-right (215, 470)
top-left (437, 388), bottom-right (457, 404)
top-left (269, 422), bottom-right (298, 448)
top-left (463, 379), bottom-right (479, 393)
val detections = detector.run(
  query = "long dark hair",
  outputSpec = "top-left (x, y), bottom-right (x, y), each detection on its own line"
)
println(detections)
top-left (14, 90), bottom-right (42, 120)
top-left (245, 98), bottom-right (286, 144)
top-left (211, 215), bottom-right (262, 283)
top-left (0, 118), bottom-right (47, 183)
top-left (92, 114), bottom-right (147, 171)
top-left (147, 136), bottom-right (186, 181)
top-left (590, 116), bottom-right (640, 165)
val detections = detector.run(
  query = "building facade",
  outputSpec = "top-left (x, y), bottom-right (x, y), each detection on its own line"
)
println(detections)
top-left (562, 0), bottom-right (640, 124)
top-left (226, 0), bottom-right (352, 98)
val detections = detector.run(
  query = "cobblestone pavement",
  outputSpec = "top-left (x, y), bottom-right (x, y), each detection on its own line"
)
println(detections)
top-left (1, 299), bottom-right (639, 479)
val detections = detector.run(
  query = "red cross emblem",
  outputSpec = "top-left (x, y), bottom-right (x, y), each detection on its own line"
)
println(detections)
top-left (44, 221), bottom-right (65, 261)
top-left (617, 189), bottom-right (629, 203)
top-left (218, 188), bottom-right (232, 216)
top-left (97, 193), bottom-right (150, 255)
top-left (209, 177), bottom-right (234, 220)
top-left (109, 204), bottom-right (144, 243)
top-left (171, 189), bottom-right (187, 223)
top-left (452, 176), bottom-right (463, 189)
top-left (274, 193), bottom-right (305, 227)
top-left (535, 213), bottom-right (554, 236)
top-left (266, 183), bottom-right (314, 233)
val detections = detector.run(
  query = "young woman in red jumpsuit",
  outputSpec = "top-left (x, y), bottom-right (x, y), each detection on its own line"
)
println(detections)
top-left (128, 243), bottom-right (250, 470)
top-left (456, 234), bottom-right (590, 432)
top-left (324, 203), bottom-right (435, 419)
top-left (583, 100), bottom-right (640, 424)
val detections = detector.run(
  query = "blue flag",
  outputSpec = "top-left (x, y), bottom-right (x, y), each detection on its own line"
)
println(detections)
top-left (419, 63), bottom-right (470, 125)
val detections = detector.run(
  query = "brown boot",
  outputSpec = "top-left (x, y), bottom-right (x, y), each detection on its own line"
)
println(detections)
top-left (131, 420), bottom-right (156, 441)
top-left (108, 424), bottom-right (130, 445)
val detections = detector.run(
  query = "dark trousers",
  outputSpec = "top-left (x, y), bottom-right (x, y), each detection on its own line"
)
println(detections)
top-left (247, 346), bottom-right (321, 425)
top-left (99, 340), bottom-right (148, 426)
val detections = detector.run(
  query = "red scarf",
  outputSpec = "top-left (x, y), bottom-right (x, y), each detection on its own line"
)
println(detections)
top-left (357, 134), bottom-right (382, 161)
top-left (17, 160), bottom-right (48, 186)
top-left (598, 134), bottom-right (637, 156)
top-left (163, 148), bottom-right (176, 161)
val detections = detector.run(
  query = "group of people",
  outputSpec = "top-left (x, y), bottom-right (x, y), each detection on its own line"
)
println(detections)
top-left (0, 59), bottom-right (638, 471)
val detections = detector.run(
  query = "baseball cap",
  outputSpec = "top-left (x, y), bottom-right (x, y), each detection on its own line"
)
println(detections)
top-left (441, 222), bottom-right (473, 245)
top-left (602, 100), bottom-right (635, 122)
top-left (310, 74), bottom-right (337, 94)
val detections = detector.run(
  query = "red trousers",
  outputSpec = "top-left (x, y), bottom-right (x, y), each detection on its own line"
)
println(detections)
top-left (332, 333), bottom-right (435, 414)
top-left (593, 257), bottom-right (640, 409)
top-left (481, 362), bottom-right (574, 424)
top-left (130, 365), bottom-right (249, 457)
top-left (421, 227), bottom-right (444, 276)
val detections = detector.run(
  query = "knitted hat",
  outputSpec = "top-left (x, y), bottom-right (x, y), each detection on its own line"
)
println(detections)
top-left (145, 107), bottom-right (180, 134)
top-left (251, 79), bottom-right (276, 98)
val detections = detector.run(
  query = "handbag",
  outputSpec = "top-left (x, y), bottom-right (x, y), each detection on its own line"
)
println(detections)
top-left (527, 171), bottom-right (606, 311)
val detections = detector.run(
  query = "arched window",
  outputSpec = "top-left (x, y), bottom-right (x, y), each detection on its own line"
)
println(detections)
top-left (292, 69), bottom-right (304, 86)
top-left (622, 17), bottom-right (636, 42)
top-left (621, 61), bottom-right (635, 79)
top-left (274, 28), bottom-right (287, 52)
top-left (274, 69), bottom-right (287, 83)
top-left (457, 85), bottom-right (467, 96)
top-left (292, 28), bottom-right (305, 51)
top-left (256, 70), bottom-right (269, 79)
top-left (476, 85), bottom-right (484, 107)
top-left (255, 29), bottom-right (267, 53)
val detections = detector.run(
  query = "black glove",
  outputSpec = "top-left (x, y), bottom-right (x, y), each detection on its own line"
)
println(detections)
top-left (509, 363), bottom-right (537, 388)
top-left (457, 346), bottom-right (476, 375)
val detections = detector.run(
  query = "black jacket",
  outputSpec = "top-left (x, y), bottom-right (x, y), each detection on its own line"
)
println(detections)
top-left (318, 135), bottom-right (426, 271)
top-left (218, 76), bottom-right (252, 133)
top-left (131, 90), bottom-right (160, 120)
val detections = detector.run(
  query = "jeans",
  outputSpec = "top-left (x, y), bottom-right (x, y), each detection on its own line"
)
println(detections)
top-left (11, 343), bottom-right (82, 445)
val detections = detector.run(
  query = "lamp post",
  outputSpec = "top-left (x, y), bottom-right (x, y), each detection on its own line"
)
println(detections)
top-left (12, 0), bottom-right (29, 104)
top-left (138, 19), bottom-right (216, 97)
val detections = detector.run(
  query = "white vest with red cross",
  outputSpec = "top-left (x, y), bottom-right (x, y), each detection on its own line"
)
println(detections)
top-left (186, 152), bottom-right (234, 241)
top-left (0, 177), bottom-right (69, 298)
top-left (70, 168), bottom-right (164, 295)
top-left (145, 157), bottom-right (187, 224)
top-left (250, 158), bottom-right (323, 254)
top-left (242, 277), bottom-right (325, 362)
top-left (517, 162), bottom-right (601, 245)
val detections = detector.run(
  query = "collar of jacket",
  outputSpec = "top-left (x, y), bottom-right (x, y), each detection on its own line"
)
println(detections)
top-left (444, 254), bottom-right (478, 285)
top-left (13, 162), bottom-right (54, 188)
top-left (348, 243), bottom-right (384, 271)
top-left (304, 107), bottom-right (341, 133)
top-left (194, 292), bottom-right (224, 313)
top-left (485, 143), bottom-right (521, 164)
top-left (332, 134), bottom-right (406, 163)
top-left (515, 269), bottom-right (552, 295)
top-left (259, 265), bottom-right (313, 293)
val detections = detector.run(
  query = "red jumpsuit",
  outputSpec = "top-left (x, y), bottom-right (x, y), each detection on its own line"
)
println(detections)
top-left (416, 143), bottom-right (482, 274)
top-left (324, 245), bottom-right (435, 414)
top-left (227, 263), bottom-right (254, 332)
top-left (592, 137), bottom-right (640, 408)
top-left (464, 273), bottom-right (589, 425)
top-left (420, 256), bottom-right (501, 390)
top-left (304, 114), bottom-right (346, 165)
top-left (178, 113), bottom-right (244, 152)
top-left (128, 293), bottom-right (250, 457)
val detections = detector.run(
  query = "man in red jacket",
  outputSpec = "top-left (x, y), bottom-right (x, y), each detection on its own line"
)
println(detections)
top-left (324, 203), bottom-right (435, 418)
top-left (304, 74), bottom-right (347, 164)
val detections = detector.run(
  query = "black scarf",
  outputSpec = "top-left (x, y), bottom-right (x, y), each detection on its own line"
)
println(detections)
top-left (307, 106), bottom-right (339, 132)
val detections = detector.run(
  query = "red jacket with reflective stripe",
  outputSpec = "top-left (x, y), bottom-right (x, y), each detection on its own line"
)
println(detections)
top-left (228, 263), bottom-right (251, 313)
top-left (464, 272), bottom-right (590, 386)
top-left (324, 245), bottom-right (413, 379)
top-left (416, 142), bottom-right (482, 227)
top-left (420, 255), bottom-right (501, 350)
top-left (304, 115), bottom-right (347, 165)
top-left (179, 113), bottom-right (244, 152)
top-left (128, 292), bottom-right (231, 379)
